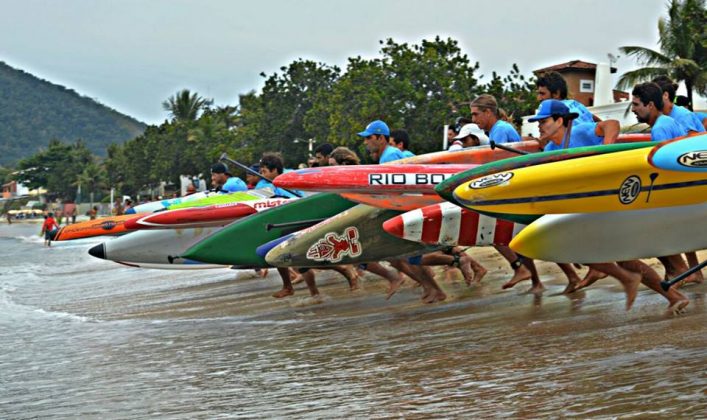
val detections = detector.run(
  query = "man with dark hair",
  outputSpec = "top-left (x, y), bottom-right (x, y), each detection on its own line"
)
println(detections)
top-left (651, 76), bottom-right (705, 134)
top-left (631, 82), bottom-right (686, 141)
top-left (357, 120), bottom-right (404, 163)
top-left (255, 153), bottom-right (299, 198)
top-left (529, 99), bottom-right (619, 150)
top-left (211, 162), bottom-right (247, 192)
top-left (389, 129), bottom-right (415, 158)
top-left (536, 71), bottom-right (597, 124)
top-left (314, 143), bottom-right (334, 166)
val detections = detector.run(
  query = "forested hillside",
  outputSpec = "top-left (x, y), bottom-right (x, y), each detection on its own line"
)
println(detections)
top-left (0, 61), bottom-right (146, 165)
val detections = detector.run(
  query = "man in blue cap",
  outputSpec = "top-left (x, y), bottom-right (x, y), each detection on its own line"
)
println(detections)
top-left (528, 99), bottom-right (619, 151)
top-left (357, 120), bottom-right (405, 163)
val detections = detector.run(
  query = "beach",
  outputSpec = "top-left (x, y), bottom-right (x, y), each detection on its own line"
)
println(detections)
top-left (1, 222), bottom-right (705, 417)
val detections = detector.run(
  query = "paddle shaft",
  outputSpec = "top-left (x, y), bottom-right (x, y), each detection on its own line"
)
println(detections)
top-left (489, 141), bottom-right (530, 155)
top-left (265, 218), bottom-right (326, 231)
top-left (219, 153), bottom-right (303, 198)
top-left (660, 259), bottom-right (707, 291)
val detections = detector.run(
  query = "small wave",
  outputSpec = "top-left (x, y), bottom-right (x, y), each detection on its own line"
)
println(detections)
top-left (0, 283), bottom-right (95, 323)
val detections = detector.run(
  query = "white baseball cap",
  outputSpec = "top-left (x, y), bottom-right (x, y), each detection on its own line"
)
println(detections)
top-left (453, 123), bottom-right (489, 144)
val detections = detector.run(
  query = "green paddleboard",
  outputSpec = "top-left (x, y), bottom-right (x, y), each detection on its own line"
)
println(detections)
top-left (265, 204), bottom-right (440, 267)
top-left (435, 142), bottom-right (656, 206)
top-left (181, 193), bottom-right (356, 267)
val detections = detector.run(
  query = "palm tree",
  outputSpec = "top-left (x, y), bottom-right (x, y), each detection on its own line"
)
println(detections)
top-left (616, 0), bottom-right (706, 108)
top-left (162, 89), bottom-right (214, 121)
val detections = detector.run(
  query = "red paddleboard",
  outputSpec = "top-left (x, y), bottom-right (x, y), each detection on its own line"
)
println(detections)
top-left (392, 141), bottom-right (542, 164)
top-left (382, 202), bottom-right (525, 247)
top-left (124, 198), bottom-right (292, 230)
top-left (273, 164), bottom-right (473, 194)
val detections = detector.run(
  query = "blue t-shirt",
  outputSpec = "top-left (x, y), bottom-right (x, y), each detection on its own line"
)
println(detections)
top-left (488, 120), bottom-right (521, 143)
top-left (669, 105), bottom-right (705, 133)
top-left (651, 114), bottom-right (687, 142)
top-left (401, 150), bottom-right (415, 158)
top-left (379, 145), bottom-right (405, 163)
top-left (543, 122), bottom-right (604, 151)
top-left (563, 99), bottom-right (595, 125)
top-left (222, 177), bottom-right (248, 192)
top-left (254, 171), bottom-right (302, 198)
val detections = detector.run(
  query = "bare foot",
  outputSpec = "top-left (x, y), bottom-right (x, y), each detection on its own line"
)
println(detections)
top-left (501, 265), bottom-right (531, 289)
top-left (563, 281), bottom-right (580, 294)
top-left (574, 268), bottom-right (608, 292)
top-left (472, 265), bottom-right (488, 285)
top-left (385, 274), bottom-right (406, 300)
top-left (290, 270), bottom-right (304, 284)
top-left (272, 288), bottom-right (294, 298)
top-left (348, 271), bottom-right (361, 291)
top-left (460, 262), bottom-right (476, 286)
top-left (667, 299), bottom-right (690, 315)
top-left (256, 268), bottom-right (269, 278)
top-left (528, 283), bottom-right (545, 294)
top-left (620, 271), bottom-right (642, 310)
top-left (422, 290), bottom-right (447, 303)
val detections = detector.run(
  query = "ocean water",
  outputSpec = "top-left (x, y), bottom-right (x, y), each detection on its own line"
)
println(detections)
top-left (1, 222), bottom-right (705, 418)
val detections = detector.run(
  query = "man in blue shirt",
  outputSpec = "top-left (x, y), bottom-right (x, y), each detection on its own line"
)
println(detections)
top-left (210, 162), bottom-right (248, 192)
top-left (536, 71), bottom-right (598, 125)
top-left (254, 153), bottom-right (302, 198)
top-left (652, 76), bottom-right (705, 134)
top-left (469, 94), bottom-right (521, 143)
top-left (389, 129), bottom-right (415, 158)
top-left (357, 120), bottom-right (405, 163)
top-left (528, 99), bottom-right (619, 151)
top-left (631, 82), bottom-right (687, 141)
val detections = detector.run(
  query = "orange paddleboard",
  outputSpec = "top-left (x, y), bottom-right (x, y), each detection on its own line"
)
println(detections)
top-left (53, 214), bottom-right (145, 241)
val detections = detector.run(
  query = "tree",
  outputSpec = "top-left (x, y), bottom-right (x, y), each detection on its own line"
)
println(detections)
top-left (162, 89), bottom-right (214, 122)
top-left (617, 0), bottom-right (706, 108)
top-left (481, 64), bottom-right (538, 128)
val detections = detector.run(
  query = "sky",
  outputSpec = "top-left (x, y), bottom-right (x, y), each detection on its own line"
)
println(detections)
top-left (0, 0), bottom-right (672, 124)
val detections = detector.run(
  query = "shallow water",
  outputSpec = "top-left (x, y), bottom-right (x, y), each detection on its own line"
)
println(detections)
top-left (1, 222), bottom-right (705, 418)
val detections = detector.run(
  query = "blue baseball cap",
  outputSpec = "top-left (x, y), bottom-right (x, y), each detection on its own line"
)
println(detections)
top-left (528, 99), bottom-right (578, 122)
top-left (357, 120), bottom-right (390, 137)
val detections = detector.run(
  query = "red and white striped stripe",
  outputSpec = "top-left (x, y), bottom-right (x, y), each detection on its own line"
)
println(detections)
top-left (383, 202), bottom-right (525, 246)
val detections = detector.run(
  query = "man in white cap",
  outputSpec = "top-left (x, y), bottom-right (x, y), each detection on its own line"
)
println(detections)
top-left (448, 123), bottom-right (489, 151)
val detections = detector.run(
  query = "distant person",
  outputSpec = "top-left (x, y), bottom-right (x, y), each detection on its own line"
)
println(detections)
top-left (389, 129), bottom-right (415, 157)
top-left (211, 162), bottom-right (247, 192)
top-left (652, 75), bottom-right (705, 134)
top-left (123, 199), bottom-right (133, 213)
top-left (314, 143), bottom-right (334, 166)
top-left (448, 123), bottom-right (488, 150)
top-left (469, 94), bottom-right (521, 143)
top-left (631, 82), bottom-right (687, 141)
top-left (246, 164), bottom-right (261, 189)
top-left (255, 153), bottom-right (301, 198)
top-left (357, 120), bottom-right (405, 163)
top-left (185, 184), bottom-right (197, 195)
top-left (112, 199), bottom-right (124, 216)
top-left (535, 71), bottom-right (598, 124)
top-left (88, 206), bottom-right (98, 220)
top-left (41, 212), bottom-right (60, 247)
top-left (5, 211), bottom-right (12, 224)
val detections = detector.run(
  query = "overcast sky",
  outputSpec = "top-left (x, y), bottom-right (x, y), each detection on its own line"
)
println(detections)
top-left (0, 0), bottom-right (670, 124)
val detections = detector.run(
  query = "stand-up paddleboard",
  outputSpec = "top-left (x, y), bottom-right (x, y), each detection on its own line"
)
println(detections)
top-left (338, 192), bottom-right (444, 211)
top-left (273, 164), bottom-right (473, 194)
top-left (123, 198), bottom-right (292, 230)
top-left (88, 226), bottom-right (229, 268)
top-left (435, 142), bottom-right (656, 206)
top-left (452, 138), bottom-right (707, 219)
top-left (382, 202), bottom-right (524, 247)
top-left (126, 191), bottom-right (213, 214)
top-left (181, 193), bottom-right (356, 267)
top-left (53, 214), bottom-right (145, 241)
top-left (510, 202), bottom-right (707, 263)
top-left (648, 135), bottom-right (707, 172)
top-left (393, 141), bottom-right (541, 164)
top-left (264, 204), bottom-right (439, 267)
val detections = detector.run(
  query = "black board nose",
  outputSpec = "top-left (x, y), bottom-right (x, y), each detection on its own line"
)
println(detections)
top-left (88, 243), bottom-right (106, 260)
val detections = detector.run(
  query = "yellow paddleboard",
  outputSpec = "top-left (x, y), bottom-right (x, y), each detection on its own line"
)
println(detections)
top-left (453, 144), bottom-right (707, 217)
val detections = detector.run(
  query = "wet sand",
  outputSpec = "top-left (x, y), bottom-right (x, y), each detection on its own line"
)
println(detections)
top-left (1, 225), bottom-right (705, 417)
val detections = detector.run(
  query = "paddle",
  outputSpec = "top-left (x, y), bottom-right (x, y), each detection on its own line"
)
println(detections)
top-left (660, 259), bottom-right (707, 291)
top-left (219, 153), bottom-right (303, 198)
top-left (265, 218), bottom-right (326, 231)
top-left (489, 141), bottom-right (530, 155)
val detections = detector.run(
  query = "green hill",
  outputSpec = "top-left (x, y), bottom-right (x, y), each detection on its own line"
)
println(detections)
top-left (0, 61), bottom-right (146, 166)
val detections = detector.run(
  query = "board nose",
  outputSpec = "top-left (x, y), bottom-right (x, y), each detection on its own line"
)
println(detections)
top-left (88, 243), bottom-right (106, 260)
top-left (382, 216), bottom-right (404, 238)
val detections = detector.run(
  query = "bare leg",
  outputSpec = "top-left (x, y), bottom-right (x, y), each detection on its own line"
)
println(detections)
top-left (559, 263), bottom-right (583, 293)
top-left (289, 267), bottom-right (304, 284)
top-left (330, 265), bottom-right (360, 291)
top-left (272, 267), bottom-right (295, 298)
top-left (365, 262), bottom-right (405, 299)
top-left (496, 245), bottom-right (532, 288)
top-left (684, 252), bottom-right (704, 282)
top-left (574, 268), bottom-right (608, 291)
top-left (587, 263), bottom-right (641, 310)
top-left (524, 258), bottom-right (544, 293)
top-left (419, 251), bottom-right (475, 285)
top-left (390, 259), bottom-right (446, 303)
top-left (618, 260), bottom-right (689, 313)
top-left (300, 270), bottom-right (320, 297)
